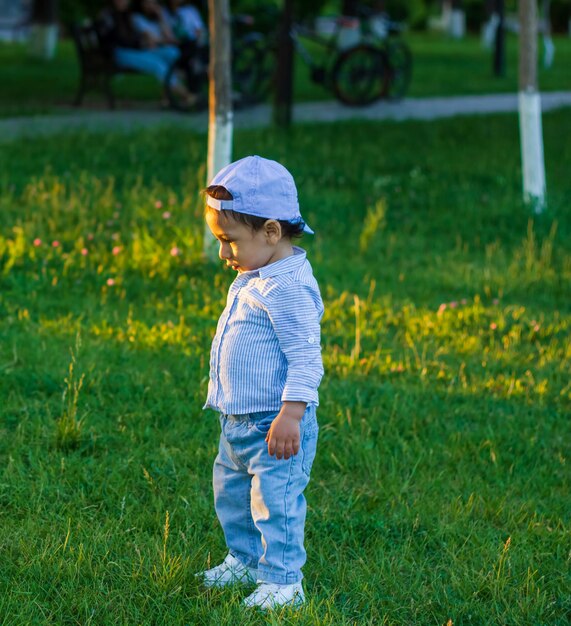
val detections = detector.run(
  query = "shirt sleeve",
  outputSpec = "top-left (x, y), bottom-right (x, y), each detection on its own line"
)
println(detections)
top-left (264, 282), bottom-right (324, 405)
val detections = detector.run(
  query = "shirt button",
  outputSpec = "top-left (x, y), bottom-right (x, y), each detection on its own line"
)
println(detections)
top-left (307, 336), bottom-right (315, 344)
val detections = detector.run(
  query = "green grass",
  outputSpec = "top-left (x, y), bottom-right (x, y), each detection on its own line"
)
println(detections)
top-left (1, 112), bottom-right (570, 624)
top-left (406, 31), bottom-right (571, 97)
top-left (1, 31), bottom-right (571, 116)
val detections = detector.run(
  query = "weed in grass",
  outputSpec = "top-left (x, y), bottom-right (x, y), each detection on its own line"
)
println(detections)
top-left (493, 535), bottom-right (512, 584)
top-left (55, 333), bottom-right (86, 451)
top-left (151, 510), bottom-right (188, 595)
top-left (351, 294), bottom-right (362, 363)
top-left (360, 198), bottom-right (387, 253)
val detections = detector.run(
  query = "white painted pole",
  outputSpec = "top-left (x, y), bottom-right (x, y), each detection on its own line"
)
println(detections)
top-left (518, 91), bottom-right (546, 209)
top-left (28, 0), bottom-right (59, 60)
top-left (204, 0), bottom-right (233, 259)
top-left (518, 0), bottom-right (546, 212)
top-left (449, 1), bottom-right (466, 40)
top-left (28, 23), bottom-right (59, 59)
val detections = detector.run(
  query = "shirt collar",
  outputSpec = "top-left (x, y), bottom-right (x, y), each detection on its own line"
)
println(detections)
top-left (259, 246), bottom-right (307, 279)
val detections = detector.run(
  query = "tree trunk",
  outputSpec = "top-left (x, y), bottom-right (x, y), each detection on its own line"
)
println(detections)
top-left (205, 0), bottom-right (233, 259)
top-left (518, 0), bottom-right (546, 212)
top-left (273, 0), bottom-right (295, 128)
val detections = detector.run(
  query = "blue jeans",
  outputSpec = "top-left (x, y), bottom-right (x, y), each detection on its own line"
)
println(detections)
top-left (113, 45), bottom-right (180, 86)
top-left (213, 406), bottom-right (319, 584)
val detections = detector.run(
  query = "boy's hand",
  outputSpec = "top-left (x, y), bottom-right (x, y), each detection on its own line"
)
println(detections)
top-left (266, 401), bottom-right (307, 460)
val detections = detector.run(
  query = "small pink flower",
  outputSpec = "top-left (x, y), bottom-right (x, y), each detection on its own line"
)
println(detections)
top-left (162, 211), bottom-right (171, 220)
top-left (460, 298), bottom-right (467, 305)
top-left (52, 240), bottom-right (60, 248)
top-left (107, 278), bottom-right (115, 286)
top-left (493, 298), bottom-right (500, 305)
top-left (490, 322), bottom-right (497, 330)
top-left (33, 238), bottom-right (42, 246)
top-left (533, 324), bottom-right (540, 332)
top-left (112, 246), bottom-right (122, 255)
top-left (81, 248), bottom-right (88, 256)
top-left (449, 301), bottom-right (458, 308)
top-left (170, 246), bottom-right (180, 256)
top-left (155, 200), bottom-right (163, 209)
top-left (437, 303), bottom-right (446, 316)
top-left (87, 233), bottom-right (94, 241)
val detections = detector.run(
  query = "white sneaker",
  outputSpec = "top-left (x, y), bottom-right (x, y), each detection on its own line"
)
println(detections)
top-left (243, 581), bottom-right (305, 610)
top-left (196, 553), bottom-right (258, 588)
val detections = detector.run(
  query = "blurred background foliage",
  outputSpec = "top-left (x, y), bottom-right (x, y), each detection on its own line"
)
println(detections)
top-left (56, 0), bottom-right (571, 34)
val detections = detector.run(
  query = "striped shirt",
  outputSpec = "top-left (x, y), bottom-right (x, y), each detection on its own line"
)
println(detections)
top-left (204, 247), bottom-right (324, 415)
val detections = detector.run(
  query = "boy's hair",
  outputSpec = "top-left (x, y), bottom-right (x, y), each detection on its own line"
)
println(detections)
top-left (204, 185), bottom-right (304, 239)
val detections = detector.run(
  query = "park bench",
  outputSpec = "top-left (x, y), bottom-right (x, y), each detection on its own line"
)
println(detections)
top-left (71, 20), bottom-right (143, 109)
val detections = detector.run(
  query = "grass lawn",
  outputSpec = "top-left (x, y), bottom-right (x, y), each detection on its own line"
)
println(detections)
top-left (1, 31), bottom-right (570, 116)
top-left (1, 112), bottom-right (570, 624)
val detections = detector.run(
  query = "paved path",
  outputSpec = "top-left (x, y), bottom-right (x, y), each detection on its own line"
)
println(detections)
top-left (1, 91), bottom-right (570, 143)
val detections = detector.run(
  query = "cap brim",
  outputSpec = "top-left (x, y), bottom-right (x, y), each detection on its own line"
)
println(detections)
top-left (302, 223), bottom-right (314, 235)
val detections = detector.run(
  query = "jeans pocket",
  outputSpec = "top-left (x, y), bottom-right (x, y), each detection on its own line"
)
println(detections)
top-left (251, 411), bottom-right (278, 435)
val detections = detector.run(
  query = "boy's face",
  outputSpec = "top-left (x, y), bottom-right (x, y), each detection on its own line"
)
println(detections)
top-left (205, 210), bottom-right (281, 273)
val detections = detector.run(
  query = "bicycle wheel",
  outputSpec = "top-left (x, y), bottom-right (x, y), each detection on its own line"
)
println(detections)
top-left (332, 44), bottom-right (389, 106)
top-left (233, 32), bottom-right (273, 106)
top-left (385, 39), bottom-right (412, 100)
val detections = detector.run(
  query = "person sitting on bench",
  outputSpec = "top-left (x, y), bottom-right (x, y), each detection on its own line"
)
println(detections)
top-left (163, 0), bottom-right (206, 45)
top-left (98, 0), bottom-right (196, 106)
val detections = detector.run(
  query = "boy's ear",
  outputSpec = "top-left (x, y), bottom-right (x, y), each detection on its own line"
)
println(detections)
top-left (264, 219), bottom-right (282, 243)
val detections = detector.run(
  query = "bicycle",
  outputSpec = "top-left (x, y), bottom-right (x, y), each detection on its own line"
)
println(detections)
top-left (291, 17), bottom-right (390, 106)
top-left (165, 13), bottom-right (273, 112)
top-left (290, 9), bottom-right (412, 106)
top-left (355, 7), bottom-right (413, 101)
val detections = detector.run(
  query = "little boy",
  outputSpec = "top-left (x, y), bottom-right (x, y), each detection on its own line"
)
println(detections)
top-left (198, 155), bottom-right (324, 610)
